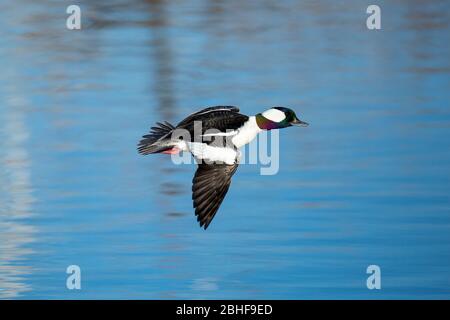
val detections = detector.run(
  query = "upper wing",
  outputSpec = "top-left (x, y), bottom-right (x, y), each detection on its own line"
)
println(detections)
top-left (192, 162), bottom-right (239, 229)
top-left (177, 106), bottom-right (249, 136)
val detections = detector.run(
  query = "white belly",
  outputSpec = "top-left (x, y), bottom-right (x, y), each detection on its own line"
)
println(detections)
top-left (187, 142), bottom-right (237, 165)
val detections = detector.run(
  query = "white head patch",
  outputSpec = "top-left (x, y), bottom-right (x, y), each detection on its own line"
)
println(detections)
top-left (262, 108), bottom-right (286, 122)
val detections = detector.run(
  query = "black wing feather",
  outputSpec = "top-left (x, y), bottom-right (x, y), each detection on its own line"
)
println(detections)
top-left (137, 121), bottom-right (175, 155)
top-left (177, 106), bottom-right (248, 138)
top-left (192, 162), bottom-right (239, 229)
top-left (177, 106), bottom-right (240, 126)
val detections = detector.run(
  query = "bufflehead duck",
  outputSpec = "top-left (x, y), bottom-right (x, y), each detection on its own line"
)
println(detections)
top-left (138, 106), bottom-right (308, 229)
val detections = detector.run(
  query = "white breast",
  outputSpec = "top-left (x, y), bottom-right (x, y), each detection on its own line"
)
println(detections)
top-left (231, 116), bottom-right (262, 148)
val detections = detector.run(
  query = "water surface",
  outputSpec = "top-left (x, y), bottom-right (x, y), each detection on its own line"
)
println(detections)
top-left (0, 0), bottom-right (449, 299)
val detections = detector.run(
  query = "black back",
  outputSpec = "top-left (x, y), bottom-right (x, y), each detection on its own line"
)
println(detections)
top-left (176, 106), bottom-right (249, 138)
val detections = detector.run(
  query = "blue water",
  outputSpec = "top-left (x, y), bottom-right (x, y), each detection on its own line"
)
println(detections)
top-left (1, 0), bottom-right (449, 299)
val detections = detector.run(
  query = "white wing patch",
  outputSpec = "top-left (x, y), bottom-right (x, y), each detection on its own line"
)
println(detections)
top-left (262, 108), bottom-right (285, 122)
top-left (201, 130), bottom-right (238, 137)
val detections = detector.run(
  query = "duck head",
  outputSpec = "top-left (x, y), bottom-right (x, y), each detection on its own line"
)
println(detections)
top-left (256, 107), bottom-right (309, 130)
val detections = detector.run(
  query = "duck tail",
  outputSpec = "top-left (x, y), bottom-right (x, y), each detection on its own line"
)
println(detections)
top-left (137, 121), bottom-right (176, 155)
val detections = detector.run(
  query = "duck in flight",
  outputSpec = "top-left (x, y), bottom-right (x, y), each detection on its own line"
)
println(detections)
top-left (138, 106), bottom-right (308, 229)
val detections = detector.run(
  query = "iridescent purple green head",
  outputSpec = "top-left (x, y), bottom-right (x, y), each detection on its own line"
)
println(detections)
top-left (255, 107), bottom-right (309, 130)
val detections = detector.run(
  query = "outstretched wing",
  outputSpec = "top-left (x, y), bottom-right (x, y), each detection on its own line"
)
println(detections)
top-left (192, 162), bottom-right (239, 229)
top-left (177, 106), bottom-right (249, 137)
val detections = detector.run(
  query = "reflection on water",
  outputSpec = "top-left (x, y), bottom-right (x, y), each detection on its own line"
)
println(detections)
top-left (0, 0), bottom-right (449, 299)
top-left (0, 83), bottom-right (36, 298)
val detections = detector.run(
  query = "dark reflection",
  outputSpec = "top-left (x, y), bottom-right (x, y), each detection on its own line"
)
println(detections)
top-left (404, 1), bottom-right (449, 75)
top-left (405, 0), bottom-right (449, 31)
top-left (160, 182), bottom-right (186, 196)
top-left (166, 212), bottom-right (188, 218)
top-left (145, 0), bottom-right (177, 120)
